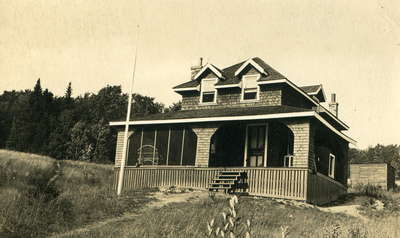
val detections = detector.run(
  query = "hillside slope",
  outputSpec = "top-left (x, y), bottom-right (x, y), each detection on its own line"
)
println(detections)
top-left (0, 150), bottom-right (153, 238)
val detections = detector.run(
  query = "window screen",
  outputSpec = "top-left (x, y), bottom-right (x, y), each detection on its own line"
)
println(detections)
top-left (140, 129), bottom-right (156, 165)
top-left (127, 129), bottom-right (142, 166)
top-left (168, 127), bottom-right (183, 165)
top-left (126, 126), bottom-right (197, 166)
top-left (182, 128), bottom-right (197, 165)
top-left (155, 128), bottom-right (169, 165)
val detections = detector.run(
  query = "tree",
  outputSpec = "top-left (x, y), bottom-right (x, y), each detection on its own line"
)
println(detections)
top-left (131, 93), bottom-right (164, 116)
top-left (165, 101), bottom-right (182, 113)
top-left (47, 109), bottom-right (75, 159)
top-left (66, 121), bottom-right (93, 161)
top-left (64, 82), bottom-right (73, 108)
top-left (91, 119), bottom-right (112, 163)
top-left (5, 118), bottom-right (18, 150)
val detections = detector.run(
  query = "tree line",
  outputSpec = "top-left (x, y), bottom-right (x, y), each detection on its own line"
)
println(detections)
top-left (0, 79), bottom-right (181, 163)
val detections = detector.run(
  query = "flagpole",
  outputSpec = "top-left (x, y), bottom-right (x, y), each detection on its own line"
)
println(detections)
top-left (117, 25), bottom-right (140, 196)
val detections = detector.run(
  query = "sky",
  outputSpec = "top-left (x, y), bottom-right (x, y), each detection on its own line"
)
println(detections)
top-left (0, 0), bottom-right (399, 149)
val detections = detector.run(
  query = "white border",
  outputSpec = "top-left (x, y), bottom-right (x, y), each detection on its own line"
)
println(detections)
top-left (110, 111), bottom-right (314, 126)
top-left (215, 83), bottom-right (241, 89)
top-left (173, 86), bottom-right (199, 92)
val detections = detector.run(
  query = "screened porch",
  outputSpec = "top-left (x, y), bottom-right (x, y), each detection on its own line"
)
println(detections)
top-left (125, 121), bottom-right (296, 169)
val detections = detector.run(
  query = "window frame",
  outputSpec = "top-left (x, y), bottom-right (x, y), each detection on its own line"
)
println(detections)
top-left (200, 78), bottom-right (218, 104)
top-left (241, 74), bottom-right (260, 102)
top-left (328, 153), bottom-right (335, 178)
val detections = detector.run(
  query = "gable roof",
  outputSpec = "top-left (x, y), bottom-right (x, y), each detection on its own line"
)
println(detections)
top-left (193, 63), bottom-right (225, 80)
top-left (234, 58), bottom-right (268, 76)
top-left (301, 85), bottom-right (322, 94)
top-left (300, 85), bottom-right (326, 102)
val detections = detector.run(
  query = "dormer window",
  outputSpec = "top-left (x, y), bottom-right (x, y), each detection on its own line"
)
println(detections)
top-left (200, 78), bottom-right (217, 103)
top-left (241, 75), bottom-right (260, 101)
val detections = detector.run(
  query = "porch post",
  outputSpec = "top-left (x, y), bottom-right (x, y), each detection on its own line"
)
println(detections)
top-left (192, 125), bottom-right (219, 167)
top-left (286, 119), bottom-right (312, 168)
top-left (115, 129), bottom-right (133, 167)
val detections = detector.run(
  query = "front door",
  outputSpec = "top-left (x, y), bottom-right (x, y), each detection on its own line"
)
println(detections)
top-left (246, 125), bottom-right (266, 167)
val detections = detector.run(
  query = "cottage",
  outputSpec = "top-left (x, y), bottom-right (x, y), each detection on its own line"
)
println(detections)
top-left (110, 57), bottom-right (356, 205)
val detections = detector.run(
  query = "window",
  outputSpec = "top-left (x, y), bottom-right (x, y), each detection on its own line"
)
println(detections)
top-left (201, 78), bottom-right (217, 103)
top-left (241, 75), bottom-right (259, 101)
top-left (328, 154), bottom-right (335, 178)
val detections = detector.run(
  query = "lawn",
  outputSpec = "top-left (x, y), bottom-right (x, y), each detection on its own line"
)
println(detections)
top-left (0, 150), bottom-right (154, 238)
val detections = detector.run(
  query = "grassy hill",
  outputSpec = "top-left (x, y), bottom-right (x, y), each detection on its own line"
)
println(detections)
top-left (0, 150), bottom-right (153, 238)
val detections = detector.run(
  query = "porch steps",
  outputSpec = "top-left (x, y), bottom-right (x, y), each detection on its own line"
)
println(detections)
top-left (208, 171), bottom-right (247, 194)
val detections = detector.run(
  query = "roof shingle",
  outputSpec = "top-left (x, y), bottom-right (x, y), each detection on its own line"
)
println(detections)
top-left (125, 105), bottom-right (312, 122)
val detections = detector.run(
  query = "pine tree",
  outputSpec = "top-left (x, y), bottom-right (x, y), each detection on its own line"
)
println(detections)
top-left (64, 82), bottom-right (73, 108)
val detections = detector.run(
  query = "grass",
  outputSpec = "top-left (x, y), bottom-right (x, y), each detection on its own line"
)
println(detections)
top-left (0, 149), bottom-right (154, 238)
top-left (58, 196), bottom-right (360, 238)
top-left (61, 190), bottom-right (400, 238)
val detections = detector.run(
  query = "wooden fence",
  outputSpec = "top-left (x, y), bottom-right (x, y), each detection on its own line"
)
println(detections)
top-left (114, 167), bottom-right (309, 201)
top-left (307, 172), bottom-right (347, 205)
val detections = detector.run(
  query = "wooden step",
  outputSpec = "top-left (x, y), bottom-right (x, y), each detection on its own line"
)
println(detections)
top-left (208, 186), bottom-right (232, 189)
top-left (208, 170), bottom-right (247, 194)
top-left (210, 181), bottom-right (235, 186)
top-left (216, 175), bottom-right (240, 179)
top-left (212, 178), bottom-right (237, 182)
top-left (219, 171), bottom-right (243, 176)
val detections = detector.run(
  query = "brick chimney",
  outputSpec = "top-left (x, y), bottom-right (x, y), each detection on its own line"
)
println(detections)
top-left (190, 57), bottom-right (203, 80)
top-left (329, 93), bottom-right (339, 117)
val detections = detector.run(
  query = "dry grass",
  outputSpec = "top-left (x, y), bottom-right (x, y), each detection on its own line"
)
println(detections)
top-left (59, 193), bottom-right (400, 238)
top-left (0, 150), bottom-right (154, 238)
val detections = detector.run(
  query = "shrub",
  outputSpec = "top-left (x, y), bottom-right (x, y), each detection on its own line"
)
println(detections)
top-left (352, 184), bottom-right (387, 200)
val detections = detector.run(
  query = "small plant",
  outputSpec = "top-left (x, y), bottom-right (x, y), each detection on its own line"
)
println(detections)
top-left (280, 225), bottom-right (289, 238)
top-left (206, 195), bottom-right (251, 238)
top-left (352, 184), bottom-right (387, 200)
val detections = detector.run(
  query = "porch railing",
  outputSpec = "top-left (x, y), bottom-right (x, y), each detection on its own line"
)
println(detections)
top-left (114, 167), bottom-right (308, 201)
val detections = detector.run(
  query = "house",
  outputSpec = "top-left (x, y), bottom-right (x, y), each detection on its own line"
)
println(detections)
top-left (109, 57), bottom-right (356, 205)
top-left (349, 163), bottom-right (395, 190)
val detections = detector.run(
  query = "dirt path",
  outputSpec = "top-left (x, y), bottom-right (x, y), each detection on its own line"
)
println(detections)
top-left (318, 204), bottom-right (368, 221)
top-left (49, 190), bottom-right (208, 238)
